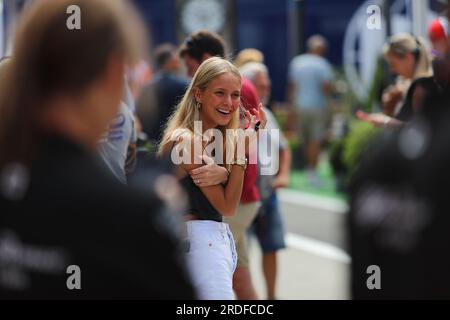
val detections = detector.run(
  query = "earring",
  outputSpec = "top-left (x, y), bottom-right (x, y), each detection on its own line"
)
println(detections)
top-left (196, 102), bottom-right (201, 110)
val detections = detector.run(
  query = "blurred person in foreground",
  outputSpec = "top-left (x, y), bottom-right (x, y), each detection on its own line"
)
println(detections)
top-left (0, 56), bottom-right (10, 73)
top-left (349, 10), bottom-right (450, 299)
top-left (179, 30), bottom-right (263, 299)
top-left (288, 35), bottom-right (335, 187)
top-left (240, 61), bottom-right (291, 300)
top-left (0, 0), bottom-right (194, 299)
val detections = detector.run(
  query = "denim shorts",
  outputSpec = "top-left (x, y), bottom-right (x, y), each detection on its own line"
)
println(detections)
top-left (184, 220), bottom-right (237, 300)
top-left (251, 192), bottom-right (286, 253)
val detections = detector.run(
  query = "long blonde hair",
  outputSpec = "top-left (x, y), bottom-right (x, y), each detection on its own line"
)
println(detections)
top-left (158, 57), bottom-right (241, 159)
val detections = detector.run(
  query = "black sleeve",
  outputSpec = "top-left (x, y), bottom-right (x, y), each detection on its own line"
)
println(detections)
top-left (73, 191), bottom-right (196, 300)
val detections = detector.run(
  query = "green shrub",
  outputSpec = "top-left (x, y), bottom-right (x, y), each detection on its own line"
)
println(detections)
top-left (342, 120), bottom-right (380, 178)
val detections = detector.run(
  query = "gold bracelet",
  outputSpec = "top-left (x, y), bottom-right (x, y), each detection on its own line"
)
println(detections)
top-left (231, 157), bottom-right (248, 170)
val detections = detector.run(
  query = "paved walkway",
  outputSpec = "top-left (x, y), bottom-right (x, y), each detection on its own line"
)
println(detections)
top-left (248, 189), bottom-right (351, 300)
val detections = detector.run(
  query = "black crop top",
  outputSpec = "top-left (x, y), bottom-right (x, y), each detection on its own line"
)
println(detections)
top-left (179, 175), bottom-right (223, 222)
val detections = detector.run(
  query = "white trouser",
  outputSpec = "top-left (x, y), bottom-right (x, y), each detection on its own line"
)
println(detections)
top-left (185, 220), bottom-right (237, 300)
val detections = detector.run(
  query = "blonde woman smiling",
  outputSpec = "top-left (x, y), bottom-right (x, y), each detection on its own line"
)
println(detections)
top-left (159, 57), bottom-right (265, 299)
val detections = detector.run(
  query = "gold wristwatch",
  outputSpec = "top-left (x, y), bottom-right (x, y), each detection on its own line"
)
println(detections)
top-left (231, 157), bottom-right (248, 170)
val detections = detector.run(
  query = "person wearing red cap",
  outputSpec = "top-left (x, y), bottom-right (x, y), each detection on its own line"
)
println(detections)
top-left (429, 17), bottom-right (450, 58)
